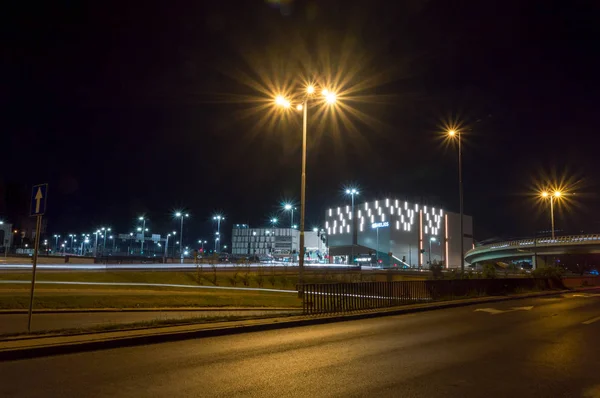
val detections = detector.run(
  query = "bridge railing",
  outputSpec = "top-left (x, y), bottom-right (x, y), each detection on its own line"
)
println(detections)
top-left (466, 234), bottom-right (600, 257)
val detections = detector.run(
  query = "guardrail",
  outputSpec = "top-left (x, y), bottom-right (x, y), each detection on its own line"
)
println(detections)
top-left (301, 278), bottom-right (569, 314)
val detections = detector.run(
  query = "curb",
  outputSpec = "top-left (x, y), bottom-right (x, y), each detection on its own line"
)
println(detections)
top-left (1, 288), bottom-right (598, 362)
top-left (0, 307), bottom-right (302, 315)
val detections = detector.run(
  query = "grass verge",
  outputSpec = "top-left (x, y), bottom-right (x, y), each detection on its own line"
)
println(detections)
top-left (0, 288), bottom-right (301, 309)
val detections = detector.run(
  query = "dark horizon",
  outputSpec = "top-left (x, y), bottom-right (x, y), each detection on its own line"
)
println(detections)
top-left (3, 0), bottom-right (600, 244)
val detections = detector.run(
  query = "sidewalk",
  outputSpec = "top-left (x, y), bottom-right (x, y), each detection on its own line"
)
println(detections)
top-left (2, 288), bottom-right (598, 361)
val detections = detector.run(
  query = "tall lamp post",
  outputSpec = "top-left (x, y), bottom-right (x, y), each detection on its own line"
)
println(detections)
top-left (137, 226), bottom-right (149, 254)
top-left (198, 239), bottom-right (207, 252)
top-left (101, 227), bottom-right (111, 254)
top-left (274, 85), bottom-right (337, 291)
top-left (541, 190), bottom-right (562, 239)
top-left (53, 234), bottom-right (60, 253)
top-left (175, 212), bottom-right (189, 260)
top-left (213, 215), bottom-right (224, 252)
top-left (164, 233), bottom-right (174, 261)
top-left (448, 129), bottom-right (464, 272)
top-left (345, 188), bottom-right (358, 264)
top-left (283, 204), bottom-right (295, 228)
top-left (68, 234), bottom-right (75, 254)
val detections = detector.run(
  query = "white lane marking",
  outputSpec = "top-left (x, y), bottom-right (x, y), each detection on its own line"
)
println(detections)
top-left (571, 293), bottom-right (600, 298)
top-left (475, 306), bottom-right (534, 315)
top-left (582, 316), bottom-right (600, 325)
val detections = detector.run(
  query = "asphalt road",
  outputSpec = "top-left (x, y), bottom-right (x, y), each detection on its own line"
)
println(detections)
top-left (2, 292), bottom-right (600, 398)
top-left (0, 309), bottom-right (299, 334)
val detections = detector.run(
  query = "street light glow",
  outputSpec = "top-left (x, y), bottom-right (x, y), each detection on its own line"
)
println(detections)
top-left (306, 85), bottom-right (315, 94)
top-left (541, 191), bottom-right (549, 198)
top-left (296, 104), bottom-right (303, 111)
top-left (284, 204), bottom-right (292, 210)
top-left (448, 129), bottom-right (456, 137)
top-left (554, 190), bottom-right (562, 198)
top-left (325, 91), bottom-right (336, 104)
top-left (175, 212), bottom-right (181, 217)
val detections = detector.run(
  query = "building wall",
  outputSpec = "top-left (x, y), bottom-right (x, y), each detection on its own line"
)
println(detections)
top-left (231, 225), bottom-right (299, 257)
top-left (325, 198), bottom-right (473, 268)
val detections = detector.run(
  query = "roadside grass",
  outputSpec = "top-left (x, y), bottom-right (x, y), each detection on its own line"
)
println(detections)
top-left (0, 289), bottom-right (302, 310)
top-left (1, 313), bottom-right (294, 339)
top-left (0, 269), bottom-right (427, 290)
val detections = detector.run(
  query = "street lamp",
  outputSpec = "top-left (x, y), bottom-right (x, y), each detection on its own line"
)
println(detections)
top-left (68, 234), bottom-right (75, 254)
top-left (198, 240), bottom-right (207, 251)
top-left (283, 204), bottom-right (295, 228)
top-left (213, 215), bottom-right (224, 252)
top-left (138, 217), bottom-right (148, 254)
top-left (541, 190), bottom-right (562, 239)
top-left (101, 227), bottom-right (111, 254)
top-left (345, 188), bottom-right (359, 263)
top-left (274, 84), bottom-right (338, 291)
top-left (53, 234), bottom-right (60, 253)
top-left (270, 218), bottom-right (278, 228)
top-left (93, 230), bottom-right (101, 257)
top-left (175, 212), bottom-right (189, 260)
top-left (447, 129), bottom-right (464, 272)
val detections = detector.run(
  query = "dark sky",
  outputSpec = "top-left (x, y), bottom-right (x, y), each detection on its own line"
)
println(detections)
top-left (2, 0), bottom-right (600, 245)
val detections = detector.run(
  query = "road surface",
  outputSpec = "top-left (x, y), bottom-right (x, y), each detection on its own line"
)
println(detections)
top-left (2, 292), bottom-right (600, 397)
top-left (0, 309), bottom-right (300, 335)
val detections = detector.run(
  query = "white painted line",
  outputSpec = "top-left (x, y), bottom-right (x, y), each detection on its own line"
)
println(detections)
top-left (582, 316), bottom-right (600, 325)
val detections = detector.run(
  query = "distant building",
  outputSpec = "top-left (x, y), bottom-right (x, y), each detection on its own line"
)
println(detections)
top-left (231, 224), bottom-right (327, 262)
top-left (0, 221), bottom-right (14, 252)
top-left (325, 198), bottom-right (473, 268)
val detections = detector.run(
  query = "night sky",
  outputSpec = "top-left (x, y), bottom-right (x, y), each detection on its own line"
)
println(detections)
top-left (3, 0), bottom-right (600, 245)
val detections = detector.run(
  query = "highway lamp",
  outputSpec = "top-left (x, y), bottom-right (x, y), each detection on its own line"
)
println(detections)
top-left (101, 227), bottom-right (111, 254)
top-left (93, 230), bottom-right (101, 257)
top-left (541, 190), bottom-right (562, 240)
top-left (198, 240), bottom-right (207, 251)
top-left (447, 129), bottom-right (464, 272)
top-left (274, 84), bottom-right (338, 292)
top-left (138, 217), bottom-right (147, 254)
top-left (271, 218), bottom-right (278, 227)
top-left (68, 234), bottom-right (75, 254)
top-left (214, 236), bottom-right (220, 251)
top-left (164, 233), bottom-right (173, 261)
top-left (175, 212), bottom-right (189, 260)
top-left (283, 204), bottom-right (295, 229)
top-left (345, 188), bottom-right (359, 263)
top-left (53, 234), bottom-right (60, 252)
top-left (212, 215), bottom-right (224, 252)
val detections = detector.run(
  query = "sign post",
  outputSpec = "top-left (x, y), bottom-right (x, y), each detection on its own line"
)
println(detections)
top-left (27, 183), bottom-right (48, 333)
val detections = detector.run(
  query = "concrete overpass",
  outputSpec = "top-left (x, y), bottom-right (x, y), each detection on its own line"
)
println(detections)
top-left (465, 234), bottom-right (600, 268)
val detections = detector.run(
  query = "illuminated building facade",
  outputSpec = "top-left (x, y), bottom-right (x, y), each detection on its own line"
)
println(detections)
top-left (325, 198), bottom-right (473, 268)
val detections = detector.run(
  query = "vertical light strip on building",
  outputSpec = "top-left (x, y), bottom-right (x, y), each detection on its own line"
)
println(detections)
top-left (444, 213), bottom-right (449, 269)
top-left (419, 210), bottom-right (423, 267)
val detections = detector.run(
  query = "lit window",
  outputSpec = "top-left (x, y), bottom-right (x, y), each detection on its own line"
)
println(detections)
top-left (386, 199), bottom-right (389, 207)
top-left (364, 203), bottom-right (368, 210)
top-left (396, 221), bottom-right (400, 230)
top-left (329, 209), bottom-right (332, 216)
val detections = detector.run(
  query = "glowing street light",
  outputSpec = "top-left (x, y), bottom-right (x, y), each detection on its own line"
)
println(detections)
top-left (345, 188), bottom-right (359, 262)
top-left (273, 83), bottom-right (339, 292)
top-left (540, 190), bottom-right (563, 239)
top-left (175, 212), bottom-right (189, 261)
top-left (213, 215), bottom-right (224, 252)
top-left (447, 128), bottom-right (464, 272)
top-left (283, 204), bottom-right (295, 229)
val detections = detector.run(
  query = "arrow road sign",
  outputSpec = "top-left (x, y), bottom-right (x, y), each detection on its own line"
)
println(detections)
top-left (30, 184), bottom-right (48, 216)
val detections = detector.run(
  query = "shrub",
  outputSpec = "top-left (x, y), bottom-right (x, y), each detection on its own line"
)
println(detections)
top-left (482, 263), bottom-right (497, 279)
top-left (240, 266), bottom-right (251, 287)
top-left (255, 268), bottom-right (265, 288)
top-left (430, 260), bottom-right (444, 280)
